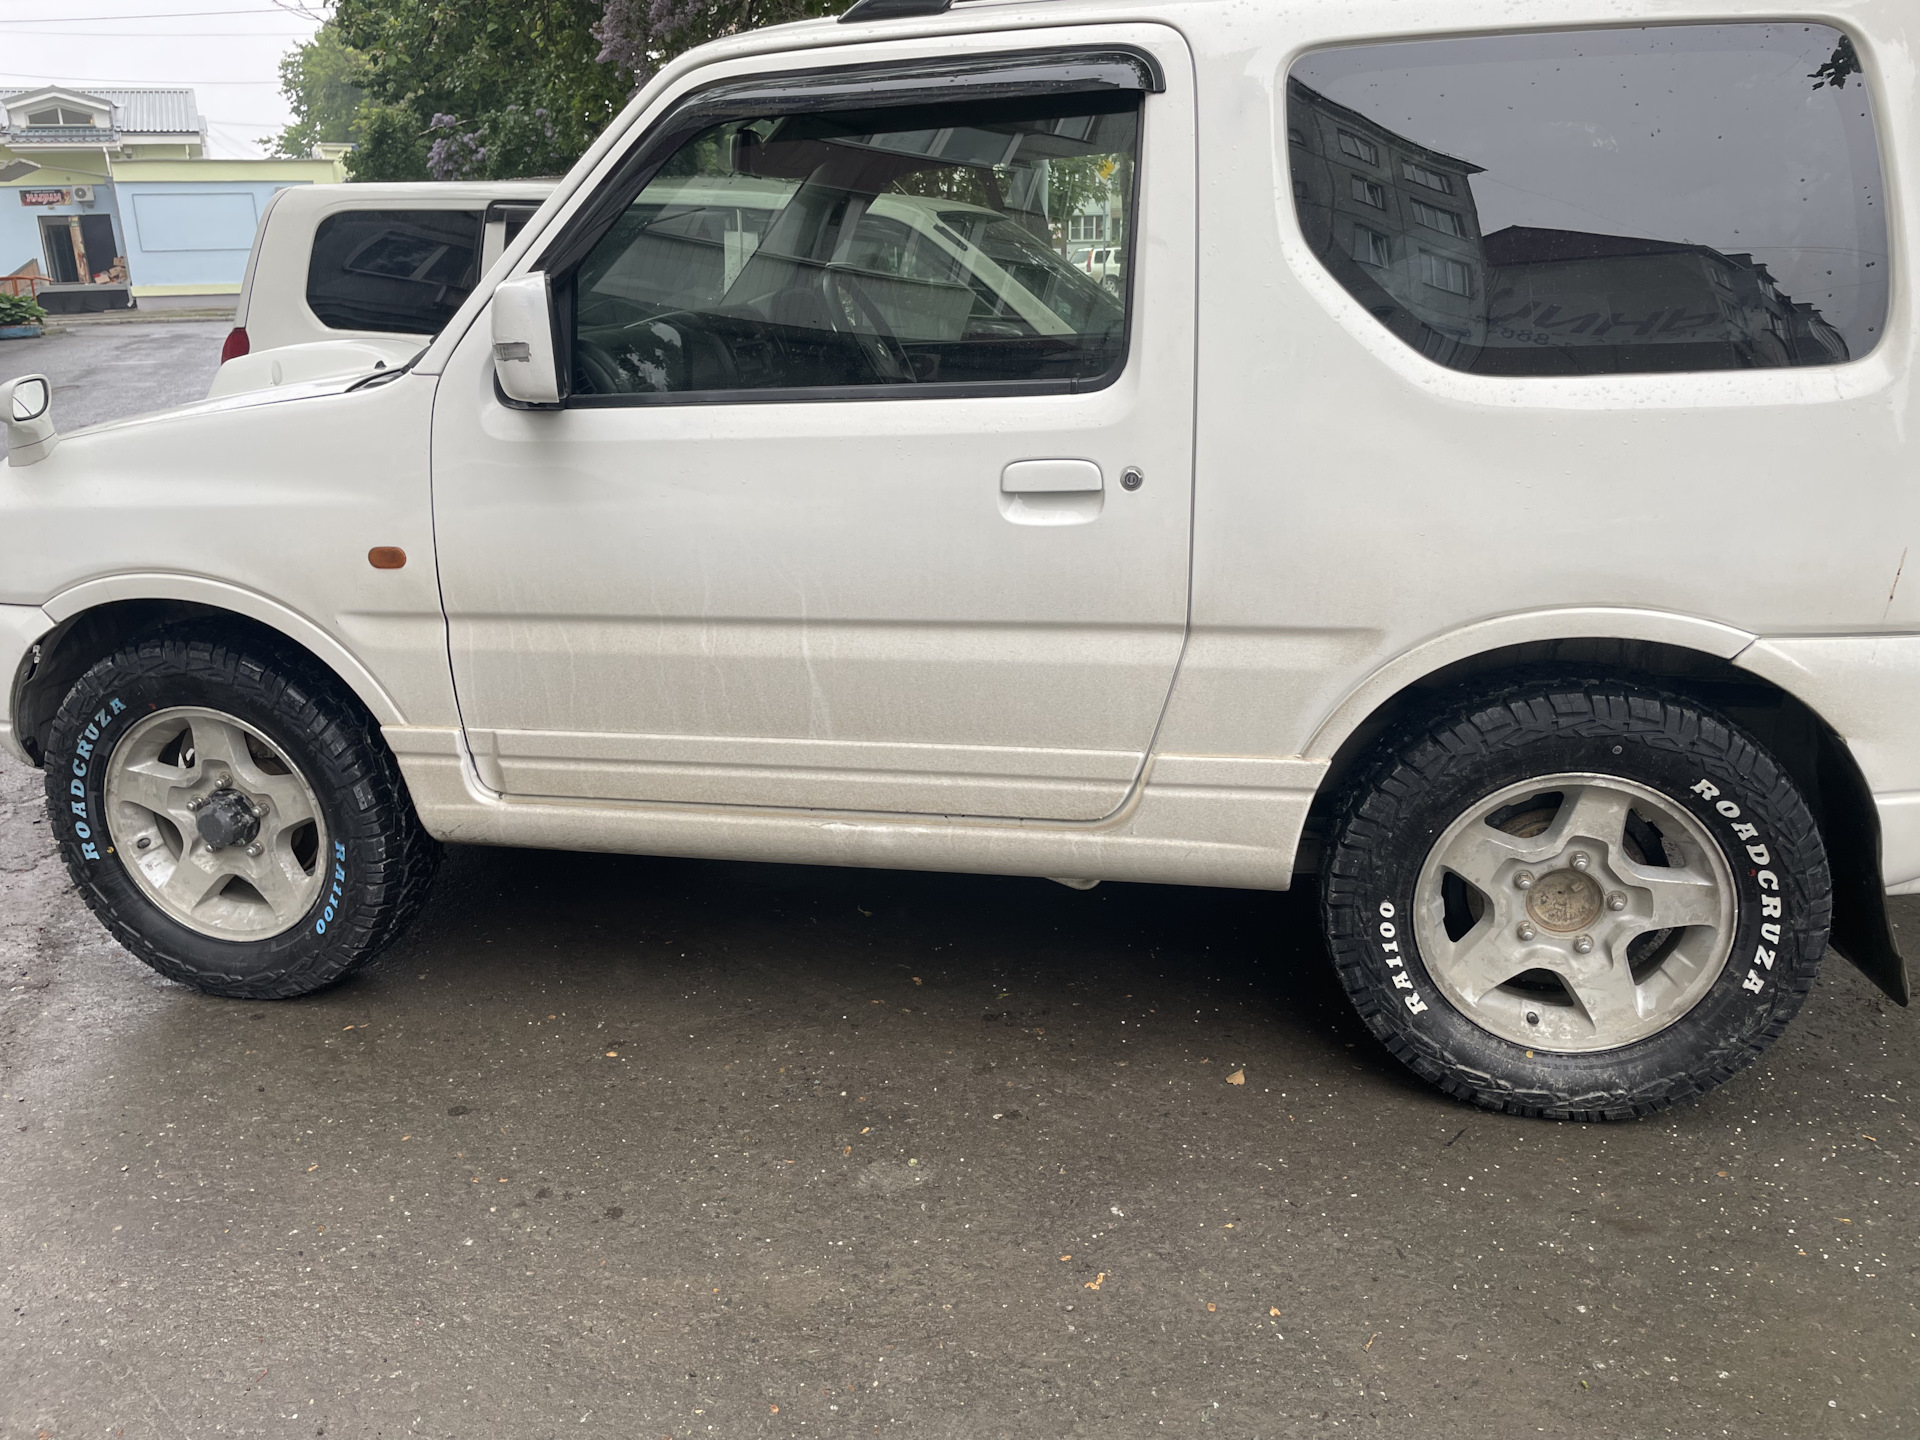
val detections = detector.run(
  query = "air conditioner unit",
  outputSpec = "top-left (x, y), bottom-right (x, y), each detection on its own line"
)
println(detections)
top-left (71, 185), bottom-right (94, 204)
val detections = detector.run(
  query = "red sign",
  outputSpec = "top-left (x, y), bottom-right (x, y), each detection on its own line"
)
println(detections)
top-left (19, 188), bottom-right (70, 206)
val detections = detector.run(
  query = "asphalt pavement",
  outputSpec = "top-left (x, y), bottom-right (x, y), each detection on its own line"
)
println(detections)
top-left (1, 322), bottom-right (1916, 1438)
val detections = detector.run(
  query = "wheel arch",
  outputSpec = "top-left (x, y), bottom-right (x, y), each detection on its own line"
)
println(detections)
top-left (13, 578), bottom-right (405, 767)
top-left (1301, 608), bottom-right (1908, 1006)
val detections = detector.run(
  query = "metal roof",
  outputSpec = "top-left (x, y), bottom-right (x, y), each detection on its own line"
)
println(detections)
top-left (0, 87), bottom-right (203, 137)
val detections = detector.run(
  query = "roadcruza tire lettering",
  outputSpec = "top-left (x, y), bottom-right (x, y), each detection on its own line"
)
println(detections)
top-left (44, 630), bottom-right (440, 1000)
top-left (1322, 676), bottom-right (1831, 1121)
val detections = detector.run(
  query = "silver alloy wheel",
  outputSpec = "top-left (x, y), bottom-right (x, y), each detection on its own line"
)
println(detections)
top-left (102, 706), bottom-right (328, 940)
top-left (1412, 772), bottom-right (1736, 1053)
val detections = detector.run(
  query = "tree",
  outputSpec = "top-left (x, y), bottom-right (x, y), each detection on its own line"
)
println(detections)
top-left (592, 0), bottom-right (838, 88)
top-left (302, 0), bottom-right (841, 182)
top-left (266, 22), bottom-right (368, 159)
top-left (332, 0), bottom-right (632, 180)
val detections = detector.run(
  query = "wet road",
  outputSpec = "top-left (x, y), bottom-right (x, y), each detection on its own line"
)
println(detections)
top-left (1, 324), bottom-right (1917, 1437)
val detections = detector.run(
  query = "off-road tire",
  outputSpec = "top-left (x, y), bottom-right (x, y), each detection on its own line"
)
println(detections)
top-left (1322, 677), bottom-right (1831, 1120)
top-left (44, 630), bottom-right (439, 998)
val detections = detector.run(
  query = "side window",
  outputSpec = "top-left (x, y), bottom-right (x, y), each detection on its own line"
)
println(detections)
top-left (1288, 25), bottom-right (1887, 375)
top-left (567, 90), bottom-right (1138, 398)
top-left (305, 209), bottom-right (484, 335)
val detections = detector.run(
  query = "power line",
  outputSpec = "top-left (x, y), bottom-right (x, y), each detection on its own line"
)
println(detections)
top-left (3, 27), bottom-right (311, 34)
top-left (0, 7), bottom-right (311, 23)
top-left (0, 72), bottom-right (283, 83)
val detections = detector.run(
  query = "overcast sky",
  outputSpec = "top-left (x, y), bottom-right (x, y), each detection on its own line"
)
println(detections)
top-left (0, 0), bottom-right (323, 157)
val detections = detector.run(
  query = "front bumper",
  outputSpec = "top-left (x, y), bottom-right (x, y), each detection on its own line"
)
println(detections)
top-left (0, 603), bottom-right (56, 766)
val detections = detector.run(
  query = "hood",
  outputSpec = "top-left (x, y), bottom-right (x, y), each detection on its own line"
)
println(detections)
top-left (206, 336), bottom-right (429, 400)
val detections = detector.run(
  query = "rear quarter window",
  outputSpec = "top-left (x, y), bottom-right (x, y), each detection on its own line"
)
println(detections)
top-left (1288, 24), bottom-right (1888, 375)
top-left (305, 208), bottom-right (485, 335)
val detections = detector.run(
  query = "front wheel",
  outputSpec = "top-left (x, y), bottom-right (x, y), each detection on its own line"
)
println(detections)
top-left (45, 630), bottom-right (439, 998)
top-left (1322, 678), bottom-right (1831, 1120)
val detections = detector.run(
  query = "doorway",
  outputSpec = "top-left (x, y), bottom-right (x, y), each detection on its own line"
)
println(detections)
top-left (39, 213), bottom-right (118, 284)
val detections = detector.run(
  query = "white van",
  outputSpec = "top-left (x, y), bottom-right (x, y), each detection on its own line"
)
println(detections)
top-left (2, 0), bottom-right (1911, 1120)
top-left (209, 181), bottom-right (552, 397)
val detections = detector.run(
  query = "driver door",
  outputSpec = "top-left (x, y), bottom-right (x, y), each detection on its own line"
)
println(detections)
top-left (431, 31), bottom-right (1196, 822)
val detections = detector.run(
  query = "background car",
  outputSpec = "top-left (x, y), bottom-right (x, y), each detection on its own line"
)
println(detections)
top-left (209, 181), bottom-right (553, 397)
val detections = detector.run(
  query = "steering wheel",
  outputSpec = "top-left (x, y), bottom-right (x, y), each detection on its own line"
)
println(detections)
top-left (573, 336), bottom-right (633, 396)
top-left (818, 268), bottom-right (915, 383)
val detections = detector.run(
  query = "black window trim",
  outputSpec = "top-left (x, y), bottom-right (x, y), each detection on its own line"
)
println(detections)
top-left (535, 45), bottom-right (1163, 409)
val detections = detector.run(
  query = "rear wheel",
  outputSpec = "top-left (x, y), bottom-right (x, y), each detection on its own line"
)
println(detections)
top-left (1322, 678), bottom-right (1831, 1119)
top-left (45, 630), bottom-right (439, 998)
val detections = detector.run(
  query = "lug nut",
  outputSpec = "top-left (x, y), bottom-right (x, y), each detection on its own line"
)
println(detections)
top-left (1606, 891), bottom-right (1627, 912)
top-left (1514, 871), bottom-right (1535, 891)
top-left (187, 797), bottom-right (204, 811)
top-left (250, 804), bottom-right (265, 819)
top-left (1516, 923), bottom-right (1537, 942)
top-left (245, 842), bottom-right (262, 857)
top-left (1570, 852), bottom-right (1590, 872)
top-left (1573, 934), bottom-right (1595, 955)
top-left (215, 772), bottom-right (231, 789)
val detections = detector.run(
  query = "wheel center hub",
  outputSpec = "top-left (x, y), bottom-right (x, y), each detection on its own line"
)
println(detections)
top-left (194, 787), bottom-right (261, 851)
top-left (1526, 867), bottom-right (1603, 933)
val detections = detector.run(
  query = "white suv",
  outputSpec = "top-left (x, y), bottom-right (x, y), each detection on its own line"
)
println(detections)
top-left (1, 0), bottom-right (1910, 1120)
top-left (209, 181), bottom-right (552, 397)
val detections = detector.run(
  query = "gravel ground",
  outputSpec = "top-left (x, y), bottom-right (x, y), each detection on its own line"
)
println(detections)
top-left (0, 323), bottom-right (1916, 1438)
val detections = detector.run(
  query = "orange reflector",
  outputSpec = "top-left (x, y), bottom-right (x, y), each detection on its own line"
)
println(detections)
top-left (368, 546), bottom-right (407, 570)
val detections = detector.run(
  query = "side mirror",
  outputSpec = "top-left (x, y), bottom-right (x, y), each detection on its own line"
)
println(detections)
top-left (491, 272), bottom-right (562, 406)
top-left (2, 374), bottom-right (57, 467)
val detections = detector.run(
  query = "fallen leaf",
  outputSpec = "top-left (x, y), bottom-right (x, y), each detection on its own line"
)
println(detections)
top-left (1206, 1302), bottom-right (1217, 1313)
top-left (1084, 1273), bottom-right (1106, 1291)
top-left (1059, 1255), bottom-right (1072, 1262)
top-left (907, 1158), bottom-right (919, 1166)
top-left (1223, 1223), bottom-right (1234, 1229)
top-left (843, 1146), bottom-right (852, 1156)
top-left (605, 1051), bottom-right (619, 1058)
top-left (1226, 1069), bottom-right (1246, 1086)
top-left (1269, 1307), bottom-right (1281, 1317)
top-left (912, 977), bottom-right (923, 985)
top-left (306, 1164), bottom-right (318, 1173)
top-left (342, 1025), bottom-right (355, 1031)
top-left (769, 1405), bottom-right (779, 1414)
top-left (1365, 1333), bottom-right (1378, 1351)
top-left (861, 1127), bottom-right (871, 1135)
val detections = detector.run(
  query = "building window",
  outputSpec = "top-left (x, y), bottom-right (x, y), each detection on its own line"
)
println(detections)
top-left (1337, 130), bottom-right (1378, 165)
top-left (1401, 161), bottom-right (1453, 193)
top-left (1418, 251), bottom-right (1474, 296)
top-left (1350, 176), bottom-right (1386, 209)
top-left (1708, 265), bottom-right (1734, 291)
top-left (24, 106), bottom-right (96, 127)
top-left (1409, 199), bottom-right (1463, 236)
top-left (1067, 213), bottom-right (1108, 243)
top-left (1352, 225), bottom-right (1391, 267)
